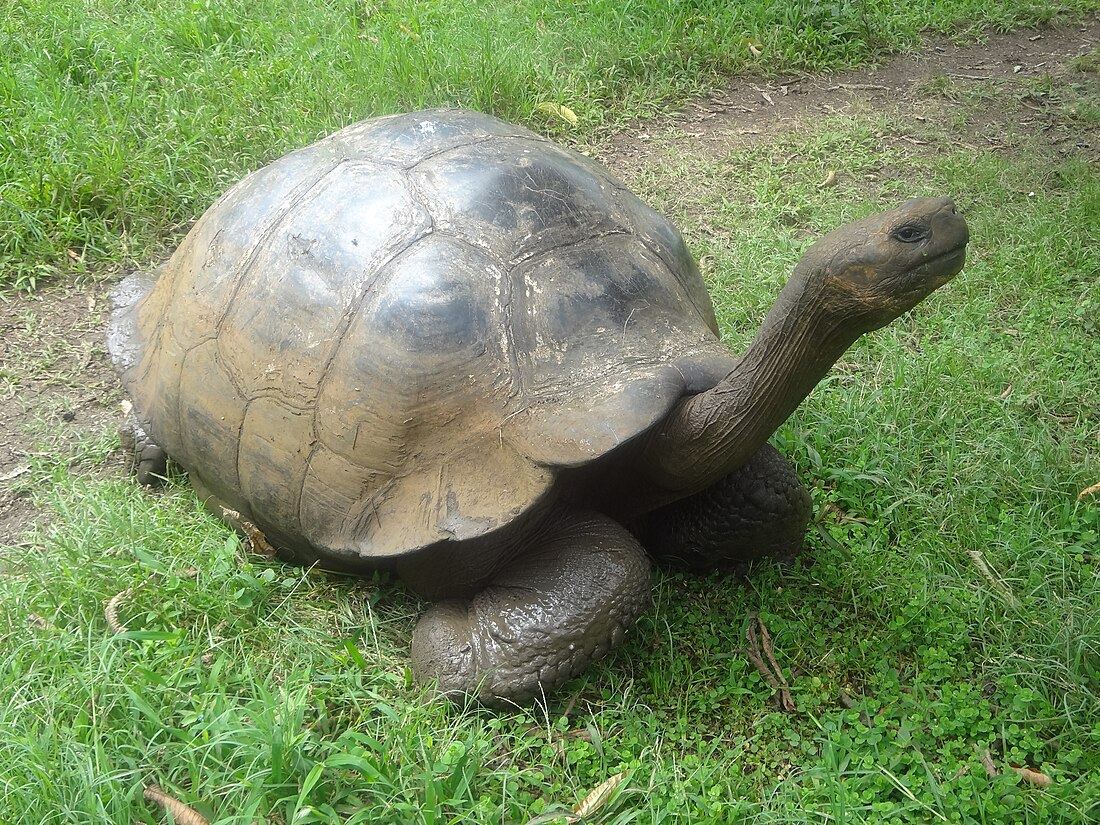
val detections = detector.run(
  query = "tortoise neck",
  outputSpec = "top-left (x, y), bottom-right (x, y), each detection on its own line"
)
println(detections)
top-left (643, 269), bottom-right (860, 492)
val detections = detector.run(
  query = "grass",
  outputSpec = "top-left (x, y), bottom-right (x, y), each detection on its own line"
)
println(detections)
top-left (1, 0), bottom-right (1096, 289)
top-left (3, 6), bottom-right (1100, 825)
top-left (3, 44), bottom-right (1100, 821)
top-left (610, 105), bottom-right (1100, 820)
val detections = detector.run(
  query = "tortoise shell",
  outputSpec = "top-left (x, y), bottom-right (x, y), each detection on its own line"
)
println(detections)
top-left (109, 109), bottom-right (735, 565)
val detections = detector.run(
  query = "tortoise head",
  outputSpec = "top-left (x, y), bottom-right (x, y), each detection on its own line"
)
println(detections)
top-left (795, 196), bottom-right (969, 333)
top-left (643, 197), bottom-right (968, 495)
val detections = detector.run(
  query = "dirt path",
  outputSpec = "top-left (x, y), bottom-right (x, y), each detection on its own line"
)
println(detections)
top-left (1, 18), bottom-right (1097, 547)
top-left (594, 18), bottom-right (1099, 180)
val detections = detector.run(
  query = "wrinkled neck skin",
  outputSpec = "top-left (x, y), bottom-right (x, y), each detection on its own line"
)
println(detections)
top-left (643, 264), bottom-right (862, 494)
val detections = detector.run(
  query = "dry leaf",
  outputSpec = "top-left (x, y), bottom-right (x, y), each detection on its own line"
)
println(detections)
top-left (1012, 765), bottom-right (1053, 787)
top-left (573, 772), bottom-right (626, 819)
top-left (397, 23), bottom-right (419, 40)
top-left (965, 550), bottom-right (1020, 609)
top-left (241, 521), bottom-right (276, 556)
top-left (104, 588), bottom-right (133, 634)
top-left (976, 746), bottom-right (999, 778)
top-left (1078, 481), bottom-right (1100, 500)
top-left (221, 507), bottom-right (277, 556)
top-left (748, 42), bottom-right (763, 58)
top-left (838, 688), bottom-right (872, 725)
top-left (521, 811), bottom-right (574, 825)
top-left (143, 784), bottom-right (210, 825)
top-left (818, 170), bottom-right (838, 188)
top-left (536, 102), bottom-right (579, 126)
top-left (999, 384), bottom-right (1013, 400)
top-left (28, 613), bottom-right (58, 631)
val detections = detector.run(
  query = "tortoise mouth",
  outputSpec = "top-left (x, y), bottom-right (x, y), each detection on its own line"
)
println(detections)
top-left (920, 245), bottom-right (967, 284)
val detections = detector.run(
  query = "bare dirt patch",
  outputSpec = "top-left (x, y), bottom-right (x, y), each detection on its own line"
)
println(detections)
top-left (1, 17), bottom-right (1097, 548)
top-left (0, 280), bottom-right (125, 544)
top-left (593, 19), bottom-right (1100, 180)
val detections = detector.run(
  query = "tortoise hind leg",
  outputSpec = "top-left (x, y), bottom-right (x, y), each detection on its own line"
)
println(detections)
top-left (410, 510), bottom-right (651, 707)
top-left (644, 443), bottom-right (812, 575)
top-left (119, 411), bottom-right (168, 485)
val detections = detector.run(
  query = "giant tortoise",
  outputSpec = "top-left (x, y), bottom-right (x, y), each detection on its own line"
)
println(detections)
top-left (109, 109), bottom-right (968, 705)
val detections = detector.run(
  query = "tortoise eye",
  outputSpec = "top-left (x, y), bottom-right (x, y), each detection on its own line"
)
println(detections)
top-left (892, 224), bottom-right (927, 243)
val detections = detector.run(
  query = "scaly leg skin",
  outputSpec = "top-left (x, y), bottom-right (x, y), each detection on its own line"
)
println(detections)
top-left (644, 443), bottom-right (812, 575)
top-left (409, 510), bottom-right (651, 707)
top-left (119, 412), bottom-right (168, 485)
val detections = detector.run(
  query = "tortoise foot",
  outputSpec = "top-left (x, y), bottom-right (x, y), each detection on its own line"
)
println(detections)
top-left (119, 412), bottom-right (168, 485)
top-left (410, 511), bottom-right (651, 707)
top-left (644, 443), bottom-right (812, 575)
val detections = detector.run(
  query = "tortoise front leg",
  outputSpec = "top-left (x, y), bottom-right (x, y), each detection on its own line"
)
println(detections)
top-left (410, 510), bottom-right (651, 707)
top-left (643, 443), bottom-right (812, 575)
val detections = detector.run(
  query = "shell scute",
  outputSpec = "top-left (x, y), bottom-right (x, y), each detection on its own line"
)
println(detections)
top-left (215, 162), bottom-right (431, 403)
top-left (236, 396), bottom-right (315, 548)
top-left (157, 141), bottom-right (349, 354)
top-left (315, 235), bottom-right (509, 466)
top-left (175, 339), bottom-right (248, 493)
top-left (413, 139), bottom-right (630, 265)
top-left (334, 109), bottom-right (531, 167)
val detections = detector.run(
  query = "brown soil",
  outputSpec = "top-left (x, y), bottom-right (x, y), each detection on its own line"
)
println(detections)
top-left (1, 18), bottom-right (1097, 547)
top-left (593, 18), bottom-right (1100, 179)
top-left (0, 280), bottom-right (127, 545)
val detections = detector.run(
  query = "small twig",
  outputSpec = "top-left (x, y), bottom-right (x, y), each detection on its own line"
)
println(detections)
top-left (829, 82), bottom-right (893, 91)
top-left (948, 764), bottom-right (971, 781)
top-left (744, 614), bottom-right (796, 711)
top-left (0, 464), bottom-right (30, 482)
top-left (143, 784), bottom-right (210, 825)
top-left (741, 630), bottom-right (772, 686)
top-left (756, 620), bottom-right (788, 692)
top-left (498, 406), bottom-right (530, 448)
top-left (561, 689), bottom-right (581, 719)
